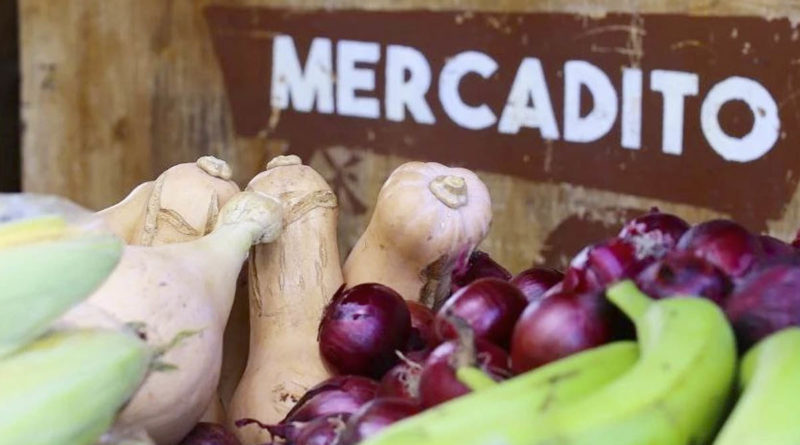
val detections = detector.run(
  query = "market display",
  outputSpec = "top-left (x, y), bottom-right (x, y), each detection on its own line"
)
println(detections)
top-left (2, 155), bottom-right (800, 445)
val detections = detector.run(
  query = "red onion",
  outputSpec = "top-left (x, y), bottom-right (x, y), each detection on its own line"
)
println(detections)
top-left (243, 414), bottom-right (348, 445)
top-left (435, 278), bottom-right (527, 348)
top-left (563, 238), bottom-right (638, 293)
top-left (279, 375), bottom-right (378, 424)
top-left (179, 423), bottom-right (241, 445)
top-left (451, 250), bottom-right (512, 294)
top-left (418, 335), bottom-right (510, 408)
top-left (291, 414), bottom-right (350, 445)
top-left (319, 283), bottom-right (411, 377)
top-left (378, 351), bottom-right (426, 400)
top-left (541, 280), bottom-right (565, 299)
top-left (510, 290), bottom-right (617, 373)
top-left (725, 259), bottom-right (800, 350)
top-left (676, 219), bottom-right (763, 278)
top-left (405, 301), bottom-right (437, 352)
top-left (510, 267), bottom-right (564, 303)
top-left (635, 253), bottom-right (732, 305)
top-left (792, 229), bottom-right (800, 249)
top-left (758, 235), bottom-right (795, 260)
top-left (338, 398), bottom-right (422, 444)
top-left (619, 208), bottom-right (690, 259)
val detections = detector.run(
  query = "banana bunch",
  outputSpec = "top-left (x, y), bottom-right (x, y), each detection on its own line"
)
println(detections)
top-left (364, 280), bottom-right (738, 445)
top-left (0, 215), bottom-right (152, 445)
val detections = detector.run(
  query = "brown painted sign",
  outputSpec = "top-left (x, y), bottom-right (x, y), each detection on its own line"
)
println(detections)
top-left (206, 7), bottom-right (800, 230)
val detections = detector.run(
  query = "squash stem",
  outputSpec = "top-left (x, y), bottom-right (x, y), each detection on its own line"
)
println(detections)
top-left (266, 154), bottom-right (302, 170)
top-left (429, 175), bottom-right (468, 209)
top-left (196, 155), bottom-right (233, 180)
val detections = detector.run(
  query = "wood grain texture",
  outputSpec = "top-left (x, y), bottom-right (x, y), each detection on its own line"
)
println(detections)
top-left (20, 0), bottom-right (800, 272)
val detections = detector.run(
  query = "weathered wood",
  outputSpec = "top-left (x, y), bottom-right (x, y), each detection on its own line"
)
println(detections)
top-left (20, 0), bottom-right (800, 272)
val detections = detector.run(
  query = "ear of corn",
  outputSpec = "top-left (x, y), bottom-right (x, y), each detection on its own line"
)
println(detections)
top-left (0, 216), bottom-right (70, 249)
top-left (0, 229), bottom-right (123, 358)
top-left (0, 329), bottom-right (150, 445)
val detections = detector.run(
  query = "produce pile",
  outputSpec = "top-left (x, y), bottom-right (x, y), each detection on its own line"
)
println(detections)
top-left (1, 154), bottom-right (800, 445)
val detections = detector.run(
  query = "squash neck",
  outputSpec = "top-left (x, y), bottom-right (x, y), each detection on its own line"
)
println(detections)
top-left (200, 222), bottom-right (261, 255)
top-left (190, 223), bottom-right (258, 322)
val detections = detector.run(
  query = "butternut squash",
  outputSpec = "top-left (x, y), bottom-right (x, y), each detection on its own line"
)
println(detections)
top-left (93, 181), bottom-right (154, 242)
top-left (94, 156), bottom-right (243, 424)
top-left (62, 191), bottom-right (283, 445)
top-left (218, 268), bottom-right (251, 408)
top-left (343, 162), bottom-right (492, 306)
top-left (95, 156), bottom-right (239, 245)
top-left (229, 155), bottom-right (343, 445)
top-left (199, 396), bottom-right (226, 424)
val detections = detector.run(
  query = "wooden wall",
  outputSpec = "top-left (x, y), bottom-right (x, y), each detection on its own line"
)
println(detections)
top-left (19, 0), bottom-right (800, 272)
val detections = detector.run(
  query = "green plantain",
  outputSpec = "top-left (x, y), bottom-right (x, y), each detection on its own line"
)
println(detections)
top-left (517, 280), bottom-right (737, 445)
top-left (713, 328), bottom-right (800, 445)
top-left (361, 341), bottom-right (638, 445)
top-left (366, 280), bottom-right (736, 445)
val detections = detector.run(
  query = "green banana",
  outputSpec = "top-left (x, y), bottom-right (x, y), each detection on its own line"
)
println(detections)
top-left (0, 329), bottom-right (150, 445)
top-left (361, 341), bottom-right (638, 445)
top-left (0, 231), bottom-right (123, 357)
top-left (713, 328), bottom-right (800, 445)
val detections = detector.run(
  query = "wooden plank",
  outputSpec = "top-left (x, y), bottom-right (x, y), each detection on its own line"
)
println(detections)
top-left (20, 0), bottom-right (800, 272)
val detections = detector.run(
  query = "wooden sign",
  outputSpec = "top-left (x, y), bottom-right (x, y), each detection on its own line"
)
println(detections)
top-left (21, 1), bottom-right (800, 271)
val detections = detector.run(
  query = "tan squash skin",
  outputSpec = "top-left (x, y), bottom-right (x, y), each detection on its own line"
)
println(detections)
top-left (64, 191), bottom-right (283, 445)
top-left (229, 155), bottom-right (343, 445)
top-left (94, 156), bottom-right (242, 425)
top-left (200, 395), bottom-right (226, 424)
top-left (94, 181), bottom-right (155, 242)
top-left (343, 162), bottom-right (493, 306)
top-left (95, 156), bottom-right (239, 246)
top-left (218, 268), bottom-right (250, 408)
